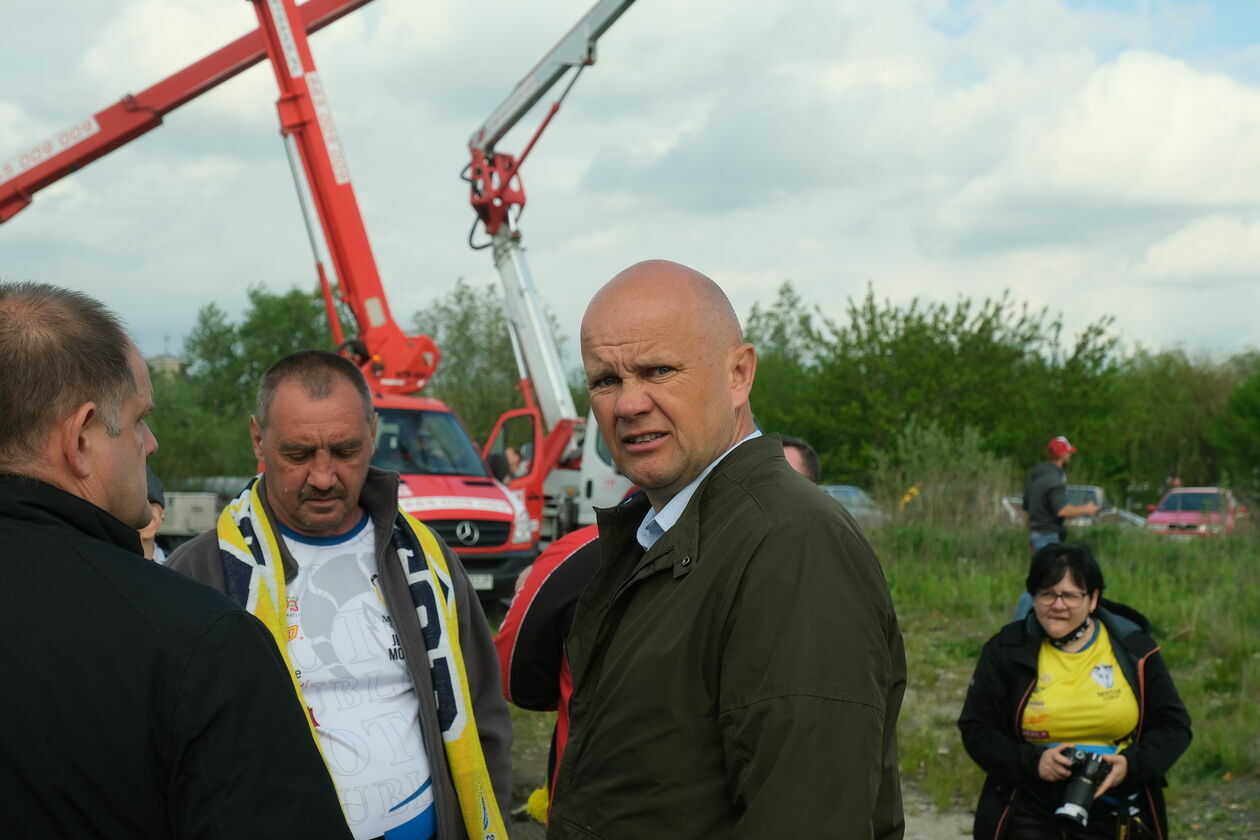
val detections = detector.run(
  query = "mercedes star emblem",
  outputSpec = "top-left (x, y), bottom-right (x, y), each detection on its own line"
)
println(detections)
top-left (455, 520), bottom-right (480, 546)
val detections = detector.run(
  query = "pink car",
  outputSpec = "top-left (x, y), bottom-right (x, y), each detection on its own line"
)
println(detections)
top-left (1145, 487), bottom-right (1244, 537)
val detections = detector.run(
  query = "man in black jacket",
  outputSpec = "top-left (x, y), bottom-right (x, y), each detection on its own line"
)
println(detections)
top-left (0, 282), bottom-right (350, 840)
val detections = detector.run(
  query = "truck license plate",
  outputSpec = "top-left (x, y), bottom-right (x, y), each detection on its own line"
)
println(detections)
top-left (468, 574), bottom-right (494, 591)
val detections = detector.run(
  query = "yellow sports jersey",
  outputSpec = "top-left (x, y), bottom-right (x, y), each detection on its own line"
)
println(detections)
top-left (1021, 622), bottom-right (1139, 752)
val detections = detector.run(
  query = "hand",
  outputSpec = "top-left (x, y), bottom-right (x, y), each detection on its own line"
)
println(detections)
top-left (1093, 754), bottom-right (1128, 798)
top-left (1038, 745), bottom-right (1076, 782)
top-left (1083, 502), bottom-right (1101, 516)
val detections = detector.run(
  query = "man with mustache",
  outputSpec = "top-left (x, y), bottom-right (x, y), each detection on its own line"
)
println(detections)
top-left (546, 261), bottom-right (906, 839)
top-left (168, 350), bottom-right (512, 840)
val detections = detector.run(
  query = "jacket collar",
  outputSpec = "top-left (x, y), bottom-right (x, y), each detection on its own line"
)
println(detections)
top-left (0, 472), bottom-right (144, 556)
top-left (257, 466), bottom-right (401, 581)
top-left (1002, 601), bottom-right (1158, 669)
top-left (636, 431), bottom-right (762, 550)
top-left (595, 434), bottom-right (785, 579)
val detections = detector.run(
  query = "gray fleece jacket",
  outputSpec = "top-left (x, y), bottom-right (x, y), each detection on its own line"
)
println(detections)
top-left (167, 467), bottom-right (513, 840)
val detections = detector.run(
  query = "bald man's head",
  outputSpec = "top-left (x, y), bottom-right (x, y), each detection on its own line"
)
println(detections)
top-left (581, 260), bottom-right (757, 510)
top-left (583, 260), bottom-right (743, 350)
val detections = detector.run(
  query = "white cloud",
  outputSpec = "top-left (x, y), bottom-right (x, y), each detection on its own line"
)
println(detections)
top-left (939, 50), bottom-right (1260, 248)
top-left (4, 0), bottom-right (1260, 366)
top-left (1143, 215), bottom-right (1260, 283)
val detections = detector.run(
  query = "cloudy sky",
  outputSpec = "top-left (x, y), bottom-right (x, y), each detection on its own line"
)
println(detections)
top-left (4, 0), bottom-right (1260, 368)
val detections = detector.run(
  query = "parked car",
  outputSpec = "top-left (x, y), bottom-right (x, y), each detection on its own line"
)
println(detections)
top-left (821, 485), bottom-right (886, 530)
top-left (1145, 487), bottom-right (1243, 537)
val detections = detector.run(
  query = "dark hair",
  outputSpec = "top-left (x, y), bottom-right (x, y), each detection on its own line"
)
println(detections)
top-left (0, 282), bottom-right (136, 466)
top-left (1026, 543), bottom-right (1105, 597)
top-left (255, 350), bottom-right (374, 427)
top-left (780, 434), bottom-right (820, 484)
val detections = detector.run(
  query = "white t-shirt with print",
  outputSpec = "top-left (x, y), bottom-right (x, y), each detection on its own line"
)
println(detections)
top-left (281, 515), bottom-right (436, 840)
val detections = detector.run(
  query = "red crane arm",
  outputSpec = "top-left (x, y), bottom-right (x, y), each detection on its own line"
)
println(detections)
top-left (0, 0), bottom-right (375, 224)
top-left (251, 0), bottom-right (438, 393)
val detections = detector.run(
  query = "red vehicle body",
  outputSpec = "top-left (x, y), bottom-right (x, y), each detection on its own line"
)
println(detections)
top-left (0, 0), bottom-right (536, 599)
top-left (1145, 487), bottom-right (1243, 537)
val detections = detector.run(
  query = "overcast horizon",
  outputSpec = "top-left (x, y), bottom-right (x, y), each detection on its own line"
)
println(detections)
top-left (4, 0), bottom-right (1260, 369)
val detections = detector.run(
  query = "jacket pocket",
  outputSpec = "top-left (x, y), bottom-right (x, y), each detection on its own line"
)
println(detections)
top-left (560, 818), bottom-right (606, 839)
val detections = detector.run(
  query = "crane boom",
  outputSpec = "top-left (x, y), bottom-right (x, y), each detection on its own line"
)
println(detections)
top-left (251, 0), bottom-right (438, 393)
top-left (468, 0), bottom-right (635, 156)
top-left (467, 0), bottom-right (635, 434)
top-left (0, 0), bottom-right (376, 225)
top-left (472, 0), bottom-right (637, 541)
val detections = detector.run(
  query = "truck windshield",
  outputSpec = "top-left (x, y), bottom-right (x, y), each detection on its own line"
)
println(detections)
top-left (372, 409), bottom-right (489, 478)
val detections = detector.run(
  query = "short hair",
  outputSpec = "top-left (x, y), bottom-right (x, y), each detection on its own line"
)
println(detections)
top-left (255, 350), bottom-right (374, 428)
top-left (780, 434), bottom-right (820, 484)
top-left (0, 282), bottom-right (136, 466)
top-left (1026, 543), bottom-right (1105, 597)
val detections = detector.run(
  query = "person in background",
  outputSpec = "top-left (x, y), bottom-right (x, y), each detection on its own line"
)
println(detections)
top-left (780, 433), bottom-right (820, 484)
top-left (958, 543), bottom-right (1191, 840)
top-left (168, 350), bottom-right (511, 840)
top-left (1024, 436), bottom-right (1100, 552)
top-left (0, 282), bottom-right (349, 839)
top-left (139, 465), bottom-right (166, 562)
top-left (1017, 436), bottom-right (1101, 618)
top-left (547, 260), bottom-right (905, 838)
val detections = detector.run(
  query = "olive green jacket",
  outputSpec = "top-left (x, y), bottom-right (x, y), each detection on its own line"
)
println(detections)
top-left (548, 435), bottom-right (906, 839)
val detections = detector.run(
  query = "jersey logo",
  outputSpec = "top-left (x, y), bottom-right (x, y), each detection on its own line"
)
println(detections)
top-left (1091, 664), bottom-right (1115, 689)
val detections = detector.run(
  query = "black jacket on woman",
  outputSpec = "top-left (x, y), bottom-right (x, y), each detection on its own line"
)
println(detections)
top-left (958, 600), bottom-right (1192, 840)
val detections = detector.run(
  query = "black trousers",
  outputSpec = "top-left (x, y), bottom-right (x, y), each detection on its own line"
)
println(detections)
top-left (1006, 792), bottom-right (1155, 840)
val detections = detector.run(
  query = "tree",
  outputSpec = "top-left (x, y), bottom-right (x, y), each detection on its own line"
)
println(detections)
top-left (745, 283), bottom-right (824, 464)
top-left (148, 285), bottom-right (335, 480)
top-left (410, 279), bottom-right (577, 444)
top-left (744, 284), bottom-right (1121, 488)
top-left (1211, 363), bottom-right (1260, 498)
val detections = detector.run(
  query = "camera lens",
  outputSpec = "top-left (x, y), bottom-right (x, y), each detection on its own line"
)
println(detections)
top-left (1053, 750), bottom-right (1109, 828)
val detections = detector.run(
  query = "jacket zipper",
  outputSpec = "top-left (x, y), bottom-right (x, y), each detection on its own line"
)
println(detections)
top-left (1135, 646), bottom-right (1161, 840)
top-left (994, 672), bottom-right (1038, 840)
top-left (610, 549), bottom-right (664, 605)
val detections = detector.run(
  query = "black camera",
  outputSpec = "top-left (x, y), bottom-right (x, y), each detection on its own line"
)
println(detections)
top-left (1054, 749), bottom-right (1109, 827)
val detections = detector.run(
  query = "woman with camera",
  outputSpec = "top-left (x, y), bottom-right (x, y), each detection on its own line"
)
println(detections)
top-left (958, 543), bottom-right (1192, 839)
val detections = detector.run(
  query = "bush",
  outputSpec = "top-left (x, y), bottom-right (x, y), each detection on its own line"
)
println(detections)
top-left (871, 419), bottom-right (1017, 529)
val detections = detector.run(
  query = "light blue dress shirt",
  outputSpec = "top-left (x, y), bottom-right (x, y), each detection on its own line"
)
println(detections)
top-left (636, 431), bottom-right (762, 551)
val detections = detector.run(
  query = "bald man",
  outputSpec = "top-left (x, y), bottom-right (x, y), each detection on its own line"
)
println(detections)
top-left (547, 261), bottom-right (906, 839)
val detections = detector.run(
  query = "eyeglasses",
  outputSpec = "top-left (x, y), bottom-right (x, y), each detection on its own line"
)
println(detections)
top-left (1034, 589), bottom-right (1088, 607)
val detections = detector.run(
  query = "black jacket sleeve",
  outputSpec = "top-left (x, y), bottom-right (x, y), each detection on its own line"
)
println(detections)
top-left (1119, 649), bottom-right (1192, 790)
top-left (957, 635), bottom-right (1044, 789)
top-left (494, 534), bottom-right (598, 711)
top-left (170, 610), bottom-right (352, 839)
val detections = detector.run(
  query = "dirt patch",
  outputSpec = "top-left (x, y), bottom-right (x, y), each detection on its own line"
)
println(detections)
top-left (903, 787), bottom-right (972, 838)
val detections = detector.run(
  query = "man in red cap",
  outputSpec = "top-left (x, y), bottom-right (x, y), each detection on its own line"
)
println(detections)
top-left (1023, 435), bottom-right (1101, 553)
top-left (1013, 436), bottom-right (1103, 619)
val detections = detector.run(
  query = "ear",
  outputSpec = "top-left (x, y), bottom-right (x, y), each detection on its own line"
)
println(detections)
top-left (249, 416), bottom-right (265, 463)
top-left (728, 343), bottom-right (757, 405)
top-left (368, 413), bottom-right (379, 455)
top-left (61, 402), bottom-right (98, 480)
top-left (1088, 590), bottom-right (1100, 613)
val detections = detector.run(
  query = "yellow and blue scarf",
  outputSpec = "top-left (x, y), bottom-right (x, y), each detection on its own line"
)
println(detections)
top-left (216, 477), bottom-right (506, 840)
